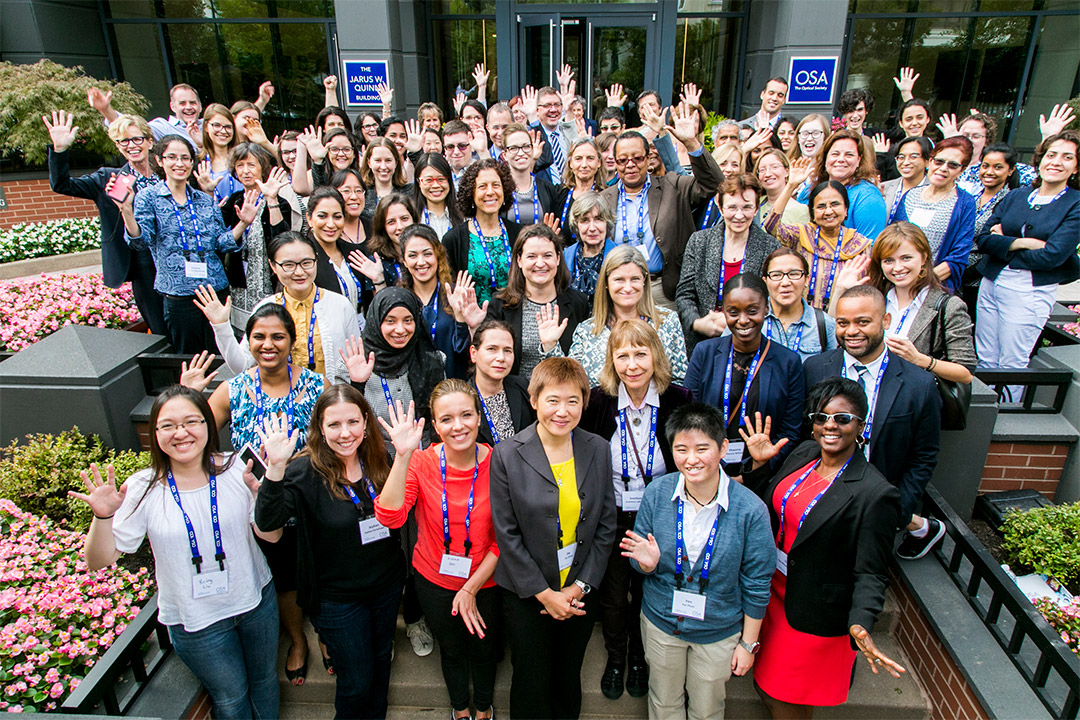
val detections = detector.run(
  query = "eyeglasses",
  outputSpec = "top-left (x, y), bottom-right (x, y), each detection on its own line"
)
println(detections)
top-left (808, 412), bottom-right (864, 426)
top-left (419, 176), bottom-right (449, 186)
top-left (275, 258), bottom-right (317, 272)
top-left (116, 137), bottom-right (148, 147)
top-left (504, 144), bottom-right (532, 155)
top-left (765, 269), bottom-right (807, 281)
top-left (280, 148), bottom-right (298, 156)
top-left (930, 157), bottom-right (963, 171)
top-left (799, 130), bottom-right (824, 139)
top-left (155, 418), bottom-right (207, 434)
top-left (208, 122), bottom-right (232, 132)
top-left (615, 155), bottom-right (647, 167)
top-left (895, 153), bottom-right (923, 162)
top-left (961, 132), bottom-right (986, 141)
top-left (162, 154), bottom-right (193, 164)
top-left (361, 123), bottom-right (380, 131)
top-left (538, 102), bottom-right (562, 110)
top-left (327, 146), bottom-right (354, 156)
top-left (446, 142), bottom-right (471, 153)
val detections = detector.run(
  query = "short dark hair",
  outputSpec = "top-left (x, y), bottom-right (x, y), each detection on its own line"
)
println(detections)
top-left (470, 318), bottom-right (515, 350)
top-left (378, 116), bottom-right (405, 137)
top-left (838, 284), bottom-right (886, 311)
top-left (721, 272), bottom-right (769, 307)
top-left (245, 302), bottom-right (296, 345)
top-left (899, 98), bottom-right (930, 118)
top-left (665, 402), bottom-right (727, 448)
top-left (980, 142), bottom-right (1021, 189)
top-left (456, 158), bottom-right (514, 218)
top-left (228, 142), bottom-right (275, 181)
top-left (307, 185), bottom-right (345, 217)
top-left (442, 119), bottom-right (471, 138)
top-left (1031, 130), bottom-right (1080, 190)
top-left (767, 76), bottom-right (789, 88)
top-left (807, 180), bottom-right (850, 222)
top-left (615, 130), bottom-right (649, 157)
top-left (892, 136), bottom-right (934, 163)
top-left (150, 134), bottom-right (196, 180)
top-left (806, 377), bottom-right (869, 422)
top-left (762, 246), bottom-right (809, 276)
top-left (636, 89), bottom-right (661, 106)
top-left (267, 230), bottom-right (319, 263)
top-left (837, 88), bottom-right (874, 116)
top-left (599, 107), bottom-right (625, 125)
top-left (933, 135), bottom-right (974, 168)
top-left (459, 99), bottom-right (486, 120)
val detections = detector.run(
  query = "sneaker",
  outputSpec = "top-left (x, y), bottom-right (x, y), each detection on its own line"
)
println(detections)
top-left (896, 518), bottom-right (946, 560)
top-left (600, 660), bottom-right (625, 700)
top-left (406, 618), bottom-right (435, 656)
top-left (626, 659), bottom-right (649, 698)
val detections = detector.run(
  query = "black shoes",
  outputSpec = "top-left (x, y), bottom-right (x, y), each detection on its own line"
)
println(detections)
top-left (896, 518), bottom-right (946, 560)
top-left (601, 660), bottom-right (625, 700)
top-left (626, 659), bottom-right (649, 698)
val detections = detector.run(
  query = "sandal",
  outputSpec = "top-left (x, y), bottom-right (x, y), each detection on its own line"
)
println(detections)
top-left (285, 645), bottom-right (308, 686)
top-left (322, 653), bottom-right (335, 676)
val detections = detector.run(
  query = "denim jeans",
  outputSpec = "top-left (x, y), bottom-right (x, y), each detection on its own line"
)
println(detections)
top-left (168, 581), bottom-right (280, 720)
top-left (311, 579), bottom-right (405, 720)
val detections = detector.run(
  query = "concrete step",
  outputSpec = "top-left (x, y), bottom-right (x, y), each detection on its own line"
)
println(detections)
top-left (277, 610), bottom-right (930, 719)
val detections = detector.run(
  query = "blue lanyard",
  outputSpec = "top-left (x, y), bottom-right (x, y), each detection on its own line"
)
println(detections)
top-left (699, 199), bottom-right (719, 230)
top-left (166, 471), bottom-right (224, 573)
top-left (777, 456), bottom-right (851, 548)
top-left (475, 384), bottom-right (501, 444)
top-left (766, 317), bottom-right (805, 355)
top-left (170, 188), bottom-right (204, 258)
top-left (424, 286), bottom-right (440, 341)
top-left (472, 217), bottom-right (511, 290)
top-left (253, 365), bottom-right (296, 432)
top-left (888, 185), bottom-right (908, 224)
top-left (379, 376), bottom-right (395, 411)
top-left (440, 445), bottom-right (479, 556)
top-left (722, 341), bottom-right (765, 428)
top-left (619, 406), bottom-right (656, 487)
top-left (674, 493), bottom-right (721, 593)
top-left (344, 476), bottom-right (379, 519)
top-left (512, 176), bottom-right (540, 225)
top-left (893, 298), bottom-right (918, 336)
top-left (560, 188), bottom-right (574, 229)
top-left (714, 233), bottom-right (745, 312)
top-left (332, 262), bottom-right (355, 304)
top-left (843, 350), bottom-right (890, 445)
top-left (618, 177), bottom-right (651, 244)
top-left (280, 289), bottom-right (320, 369)
top-left (807, 225), bottom-right (841, 310)
top-left (1027, 187), bottom-right (1067, 209)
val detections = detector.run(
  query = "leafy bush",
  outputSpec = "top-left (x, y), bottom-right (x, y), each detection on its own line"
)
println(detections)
top-left (1034, 596), bottom-right (1079, 654)
top-left (0, 60), bottom-right (148, 166)
top-left (702, 111), bottom-right (729, 153)
top-left (0, 428), bottom-right (149, 533)
top-left (0, 217), bottom-right (102, 264)
top-left (1001, 502), bottom-right (1080, 589)
top-left (0, 499), bottom-right (153, 712)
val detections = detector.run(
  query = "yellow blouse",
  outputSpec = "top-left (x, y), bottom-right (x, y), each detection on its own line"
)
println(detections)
top-left (281, 286), bottom-right (325, 375)
top-left (551, 457), bottom-right (580, 587)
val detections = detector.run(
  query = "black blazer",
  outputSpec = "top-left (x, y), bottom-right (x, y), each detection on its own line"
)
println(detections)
top-left (803, 349), bottom-right (941, 523)
top-left (221, 191), bottom-right (289, 288)
top-left (313, 237), bottom-right (365, 306)
top-left (475, 374), bottom-right (535, 446)
top-left (444, 218), bottom-right (525, 277)
top-left (486, 288), bottom-right (591, 375)
top-left (743, 441), bottom-right (901, 639)
top-left (579, 384), bottom-right (695, 479)
top-left (490, 424), bottom-right (617, 597)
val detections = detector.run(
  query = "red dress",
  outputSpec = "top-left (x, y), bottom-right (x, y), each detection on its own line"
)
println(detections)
top-left (753, 462), bottom-right (857, 706)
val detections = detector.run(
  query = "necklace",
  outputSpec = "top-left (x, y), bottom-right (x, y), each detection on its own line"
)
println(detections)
top-left (685, 484), bottom-right (718, 507)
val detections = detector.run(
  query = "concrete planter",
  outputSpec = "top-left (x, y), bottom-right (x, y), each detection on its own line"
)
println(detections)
top-left (0, 249), bottom-right (100, 280)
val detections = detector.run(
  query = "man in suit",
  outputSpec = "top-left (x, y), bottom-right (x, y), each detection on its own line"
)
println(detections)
top-left (740, 77), bottom-right (789, 132)
top-left (600, 108), bottom-right (723, 306)
top-left (529, 86), bottom-right (578, 185)
top-left (803, 286), bottom-right (945, 559)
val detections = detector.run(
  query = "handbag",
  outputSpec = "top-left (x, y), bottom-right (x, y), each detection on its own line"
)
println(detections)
top-left (929, 293), bottom-right (972, 431)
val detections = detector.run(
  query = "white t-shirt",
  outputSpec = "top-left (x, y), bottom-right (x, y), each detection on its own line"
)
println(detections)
top-left (113, 460), bottom-right (272, 632)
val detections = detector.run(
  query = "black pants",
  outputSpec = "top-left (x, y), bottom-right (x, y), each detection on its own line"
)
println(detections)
top-left (502, 588), bottom-right (596, 720)
top-left (129, 249), bottom-right (167, 337)
top-left (414, 574), bottom-right (501, 712)
top-left (400, 513), bottom-right (424, 624)
top-left (599, 510), bottom-right (645, 664)
top-left (162, 287), bottom-right (227, 355)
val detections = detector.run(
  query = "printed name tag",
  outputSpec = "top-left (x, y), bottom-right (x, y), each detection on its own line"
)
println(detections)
top-left (439, 553), bottom-right (472, 579)
top-left (184, 260), bottom-right (208, 279)
top-left (192, 569), bottom-right (229, 599)
top-left (671, 589), bottom-right (706, 620)
top-left (557, 543), bottom-right (577, 572)
top-left (621, 490), bottom-right (644, 512)
top-left (908, 207), bottom-right (936, 228)
top-left (724, 441), bottom-right (746, 466)
top-left (359, 517), bottom-right (390, 544)
top-left (776, 549), bottom-right (788, 576)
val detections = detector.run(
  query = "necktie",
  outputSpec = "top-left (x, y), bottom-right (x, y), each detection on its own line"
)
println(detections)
top-left (550, 129), bottom-right (566, 182)
top-left (854, 364), bottom-right (870, 395)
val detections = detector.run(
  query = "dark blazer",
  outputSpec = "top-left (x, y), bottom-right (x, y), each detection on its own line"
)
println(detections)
top-left (221, 191), bottom-right (289, 288)
top-left (743, 440), bottom-right (901, 638)
top-left (313, 236), bottom-right (365, 301)
top-left (684, 336), bottom-right (805, 468)
top-left (803, 349), bottom-right (941, 523)
top-left (975, 186), bottom-right (1080, 287)
top-left (504, 173), bottom-right (561, 223)
top-left (486, 288), bottom-right (592, 375)
top-left (444, 218), bottom-right (525, 277)
top-left (579, 384), bottom-right (695, 477)
top-left (476, 374), bottom-right (535, 446)
top-left (490, 424), bottom-right (617, 597)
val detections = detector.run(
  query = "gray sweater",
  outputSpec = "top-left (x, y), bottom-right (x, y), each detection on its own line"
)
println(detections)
top-left (903, 287), bottom-right (977, 372)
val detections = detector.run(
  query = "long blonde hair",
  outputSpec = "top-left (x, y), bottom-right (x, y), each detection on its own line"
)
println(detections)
top-left (590, 245), bottom-right (663, 335)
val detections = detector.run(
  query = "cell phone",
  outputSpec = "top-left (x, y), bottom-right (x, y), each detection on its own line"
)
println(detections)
top-left (106, 173), bottom-right (135, 203)
top-left (240, 443), bottom-right (267, 482)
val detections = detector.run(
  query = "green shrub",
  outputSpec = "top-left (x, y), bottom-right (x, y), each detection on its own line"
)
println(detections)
top-left (0, 428), bottom-right (149, 532)
top-left (1001, 502), bottom-right (1080, 587)
top-left (0, 217), bottom-right (101, 264)
top-left (702, 111), bottom-right (729, 153)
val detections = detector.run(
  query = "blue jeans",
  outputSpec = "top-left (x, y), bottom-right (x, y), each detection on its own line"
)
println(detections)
top-left (311, 580), bottom-right (404, 720)
top-left (168, 582), bottom-right (280, 720)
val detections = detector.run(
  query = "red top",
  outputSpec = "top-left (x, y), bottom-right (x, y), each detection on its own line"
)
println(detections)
top-left (723, 259), bottom-right (744, 285)
top-left (374, 444), bottom-right (499, 591)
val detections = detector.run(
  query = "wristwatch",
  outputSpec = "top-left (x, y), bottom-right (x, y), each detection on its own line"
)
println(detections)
top-left (738, 639), bottom-right (761, 654)
top-left (574, 580), bottom-right (592, 595)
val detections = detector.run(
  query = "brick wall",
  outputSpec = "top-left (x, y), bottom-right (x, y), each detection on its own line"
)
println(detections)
top-left (0, 178), bottom-right (98, 229)
top-left (183, 690), bottom-right (212, 720)
top-left (891, 572), bottom-right (991, 720)
top-left (978, 441), bottom-right (1072, 500)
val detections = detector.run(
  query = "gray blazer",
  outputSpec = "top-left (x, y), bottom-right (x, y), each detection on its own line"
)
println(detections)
top-left (675, 220), bottom-right (781, 353)
top-left (903, 287), bottom-right (977, 372)
top-left (489, 423), bottom-right (617, 598)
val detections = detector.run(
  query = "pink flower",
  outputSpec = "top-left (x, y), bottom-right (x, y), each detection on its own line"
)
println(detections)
top-left (49, 682), bottom-right (64, 699)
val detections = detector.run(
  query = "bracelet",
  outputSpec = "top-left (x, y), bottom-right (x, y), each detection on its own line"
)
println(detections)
top-left (927, 357), bottom-right (937, 372)
top-left (93, 513), bottom-right (115, 520)
top-left (459, 587), bottom-right (475, 596)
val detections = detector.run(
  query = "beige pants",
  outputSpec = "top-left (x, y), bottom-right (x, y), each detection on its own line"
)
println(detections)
top-left (641, 613), bottom-right (739, 720)
top-left (651, 275), bottom-right (677, 312)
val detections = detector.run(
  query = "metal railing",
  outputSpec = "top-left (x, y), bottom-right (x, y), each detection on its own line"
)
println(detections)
top-left (925, 486), bottom-right (1078, 719)
top-left (60, 595), bottom-right (171, 715)
top-left (974, 368), bottom-right (1072, 413)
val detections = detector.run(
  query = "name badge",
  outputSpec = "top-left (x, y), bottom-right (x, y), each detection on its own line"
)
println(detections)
top-left (185, 260), bottom-right (208, 279)
top-left (671, 589), bottom-right (706, 620)
top-left (776, 548), bottom-right (788, 576)
top-left (724, 440), bottom-right (746, 466)
top-left (439, 553), bottom-right (472, 579)
top-left (359, 517), bottom-right (390, 544)
top-left (621, 489), bottom-right (644, 512)
top-left (908, 206), bottom-right (936, 228)
top-left (557, 543), bottom-right (576, 572)
top-left (192, 569), bottom-right (229, 599)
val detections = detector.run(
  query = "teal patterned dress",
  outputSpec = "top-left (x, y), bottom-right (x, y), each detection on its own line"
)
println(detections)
top-left (227, 367), bottom-right (324, 454)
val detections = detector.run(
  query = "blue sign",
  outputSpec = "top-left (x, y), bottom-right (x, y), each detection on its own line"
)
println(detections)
top-left (342, 59), bottom-right (389, 106)
top-left (786, 57), bottom-right (838, 105)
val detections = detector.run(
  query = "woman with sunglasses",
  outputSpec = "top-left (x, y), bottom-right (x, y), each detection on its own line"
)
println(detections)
top-left (467, 319), bottom-right (536, 447)
top-left (740, 378), bottom-right (905, 717)
top-left (413, 152), bottom-right (464, 240)
top-left (761, 248), bottom-right (837, 361)
top-left (893, 137), bottom-right (977, 294)
top-left (881, 137), bottom-right (933, 225)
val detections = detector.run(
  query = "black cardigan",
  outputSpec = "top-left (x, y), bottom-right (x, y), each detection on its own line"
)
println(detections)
top-left (444, 218), bottom-right (525, 276)
top-left (313, 236), bottom-right (365, 308)
top-left (221, 191), bottom-right (289, 288)
top-left (475, 374), bottom-right (535, 446)
top-left (486, 287), bottom-right (591, 375)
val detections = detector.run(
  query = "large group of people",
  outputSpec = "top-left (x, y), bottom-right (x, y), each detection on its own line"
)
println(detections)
top-left (55, 58), bottom-right (1077, 720)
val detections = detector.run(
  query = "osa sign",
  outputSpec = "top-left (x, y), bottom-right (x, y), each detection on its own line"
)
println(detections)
top-left (786, 57), bottom-right (838, 105)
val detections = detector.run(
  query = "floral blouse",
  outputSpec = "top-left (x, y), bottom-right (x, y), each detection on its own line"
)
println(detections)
top-left (568, 308), bottom-right (688, 387)
top-left (228, 367), bottom-right (324, 454)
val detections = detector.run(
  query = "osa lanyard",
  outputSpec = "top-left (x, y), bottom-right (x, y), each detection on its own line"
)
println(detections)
top-left (714, 233), bottom-right (746, 312)
top-left (170, 188), bottom-right (205, 259)
top-left (888, 185), bottom-right (909, 224)
top-left (560, 189), bottom-right (575, 230)
top-left (472, 217), bottom-right (511, 290)
top-left (440, 445), bottom-right (479, 557)
top-left (280, 289), bottom-right (321, 369)
top-left (379, 376), bottom-right (395, 411)
top-left (722, 341), bottom-right (765, 428)
top-left (843, 350), bottom-right (890, 446)
top-left (892, 297), bottom-right (918, 337)
top-left (619, 406), bottom-right (656, 487)
top-left (618, 177), bottom-right (652, 244)
top-left (699, 199), bottom-right (720, 230)
top-left (776, 456), bottom-right (852, 548)
top-left (344, 476), bottom-right (379, 517)
top-left (512, 176), bottom-right (541, 225)
top-left (674, 494), bottom-right (721, 592)
top-left (475, 384), bottom-right (501, 444)
top-left (765, 318), bottom-right (805, 355)
top-left (167, 471), bottom-right (224, 573)
top-left (1028, 187), bottom-right (1067, 210)
top-left (253, 365), bottom-right (296, 431)
top-left (424, 285), bottom-right (440, 341)
top-left (806, 225), bottom-right (841, 310)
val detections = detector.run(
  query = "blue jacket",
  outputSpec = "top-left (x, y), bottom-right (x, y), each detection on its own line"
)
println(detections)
top-left (631, 471), bottom-right (775, 644)
top-left (975, 186), bottom-right (1080, 287)
top-left (798, 179), bottom-right (886, 240)
top-left (895, 187), bottom-right (977, 294)
top-left (563, 237), bottom-right (618, 276)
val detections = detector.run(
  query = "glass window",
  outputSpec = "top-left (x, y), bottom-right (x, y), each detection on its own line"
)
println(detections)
top-left (431, 19), bottom-right (498, 109)
top-left (162, 23), bottom-right (228, 107)
top-left (1011, 18), bottom-right (1080, 151)
top-left (212, 0), bottom-right (270, 18)
top-left (272, 0), bottom-right (333, 18)
top-left (674, 16), bottom-right (742, 119)
top-left (110, 24), bottom-right (170, 113)
top-left (590, 24), bottom-right (650, 118)
top-left (217, 23), bottom-right (275, 108)
top-left (845, 17), bottom-right (906, 127)
top-left (162, 0), bottom-right (215, 19)
top-left (429, 0), bottom-right (496, 14)
top-left (103, 0), bottom-right (157, 19)
top-left (266, 23), bottom-right (332, 131)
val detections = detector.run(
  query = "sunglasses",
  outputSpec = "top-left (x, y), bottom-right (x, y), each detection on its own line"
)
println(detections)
top-left (808, 412), bottom-right (864, 426)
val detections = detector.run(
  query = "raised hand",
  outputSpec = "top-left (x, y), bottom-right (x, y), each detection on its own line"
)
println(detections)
top-left (738, 412), bottom-right (788, 468)
top-left (1039, 103), bottom-right (1076, 140)
top-left (556, 63), bottom-right (574, 95)
top-left (470, 126), bottom-right (490, 156)
top-left (520, 85), bottom-right (539, 120)
top-left (257, 81), bottom-right (276, 106)
top-left (541, 212), bottom-right (562, 235)
top-left (693, 310), bottom-right (728, 339)
top-left (193, 283), bottom-right (232, 325)
top-left (323, 75), bottom-right (338, 92)
top-left (605, 83), bottom-right (627, 109)
top-left (575, 116), bottom-right (590, 139)
top-left (871, 133), bottom-right (891, 155)
top-left (451, 274), bottom-right (489, 329)
top-left (667, 102), bottom-right (702, 150)
top-left (180, 351), bottom-right (219, 392)
top-left (638, 103), bottom-right (665, 135)
top-left (299, 125), bottom-right (326, 162)
top-left (69, 463), bottom-right (127, 520)
top-left (339, 336), bottom-right (376, 384)
top-left (619, 529), bottom-right (661, 572)
top-left (237, 188), bottom-right (261, 225)
top-left (193, 159), bottom-right (222, 194)
top-left (348, 250), bottom-right (387, 284)
top-left (833, 254), bottom-right (871, 298)
top-left (404, 118), bottom-right (424, 153)
top-left (741, 126), bottom-right (773, 153)
top-left (537, 302), bottom-right (569, 352)
top-left (680, 82), bottom-right (702, 107)
top-left (936, 113), bottom-right (960, 139)
top-left (255, 412), bottom-right (298, 470)
top-left (244, 116), bottom-right (269, 146)
top-left (892, 67), bottom-right (920, 100)
top-left (377, 400), bottom-right (426, 457)
top-left (43, 110), bottom-right (79, 152)
top-left (788, 156), bottom-right (814, 187)
top-left (529, 129), bottom-right (546, 163)
top-left (560, 78), bottom-right (578, 116)
top-left (454, 91), bottom-right (468, 116)
top-left (86, 87), bottom-right (114, 116)
top-left (472, 62), bottom-right (490, 88)
top-left (256, 166), bottom-right (289, 202)
top-left (851, 625), bottom-right (906, 678)
top-left (375, 82), bottom-right (394, 109)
